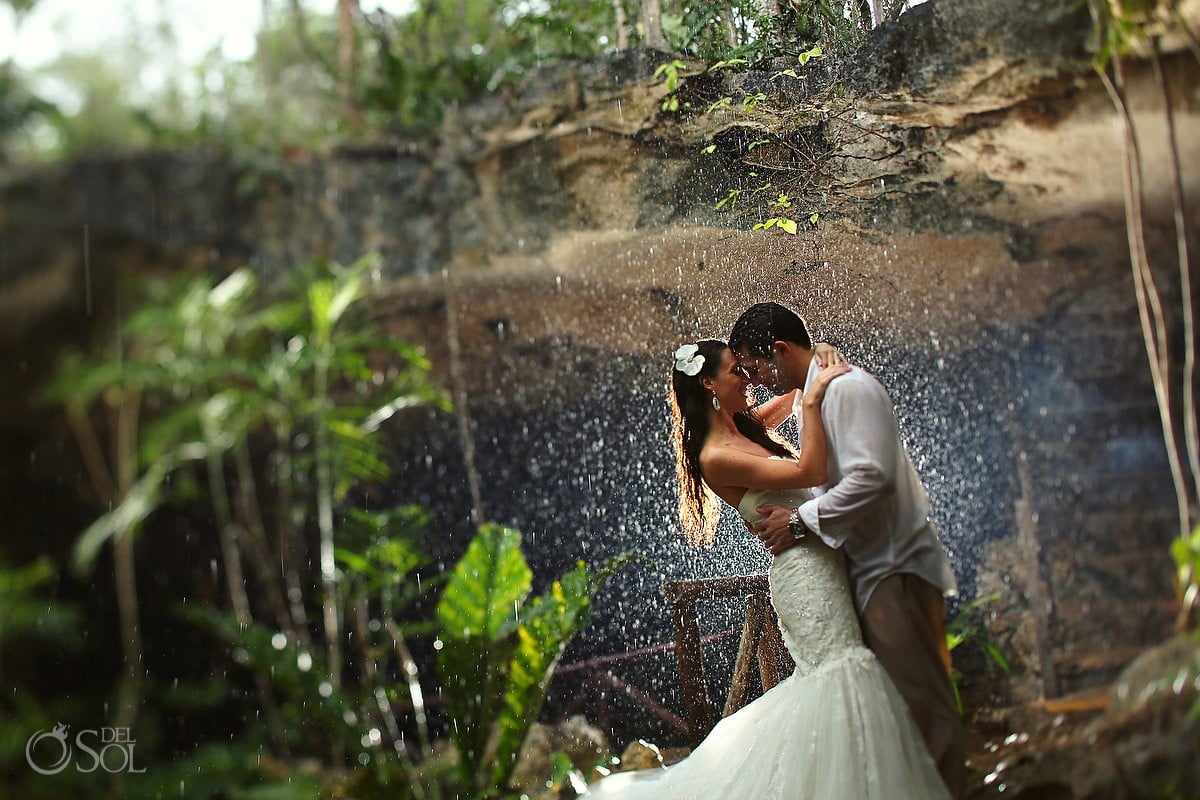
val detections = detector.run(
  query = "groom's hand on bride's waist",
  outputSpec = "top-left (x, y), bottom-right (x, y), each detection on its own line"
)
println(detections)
top-left (752, 504), bottom-right (801, 556)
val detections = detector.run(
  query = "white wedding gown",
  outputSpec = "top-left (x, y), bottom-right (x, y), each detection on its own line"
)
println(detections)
top-left (584, 487), bottom-right (951, 800)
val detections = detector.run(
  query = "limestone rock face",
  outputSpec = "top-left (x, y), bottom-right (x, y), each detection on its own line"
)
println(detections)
top-left (963, 636), bottom-right (1200, 799)
top-left (2, 0), bottom-right (1196, 708)
top-left (615, 738), bottom-right (668, 771)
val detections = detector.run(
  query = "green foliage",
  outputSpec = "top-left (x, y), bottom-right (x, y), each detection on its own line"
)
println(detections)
top-left (361, 0), bottom-right (620, 134)
top-left (0, 557), bottom-right (79, 645)
top-left (698, 42), bottom-right (837, 235)
top-left (338, 505), bottom-right (431, 604)
top-left (714, 188), bottom-right (742, 210)
top-left (657, 0), bottom-right (856, 62)
top-left (436, 524), bottom-right (531, 792)
top-left (176, 604), bottom-right (357, 750)
top-left (49, 257), bottom-right (446, 574)
top-left (946, 593), bottom-right (1011, 715)
top-left (654, 59), bottom-right (689, 112)
top-left (798, 44), bottom-right (824, 65)
top-left (5, 0), bottom-right (876, 160)
top-left (436, 524), bottom-right (632, 796)
top-left (122, 741), bottom-right (327, 800)
top-left (137, 500), bottom-right (437, 798)
top-left (1172, 525), bottom-right (1200, 632)
top-left (493, 561), bottom-right (596, 780)
top-left (0, 556), bottom-right (83, 784)
top-left (42, 256), bottom-right (448, 798)
top-left (33, 53), bottom-right (160, 155)
top-left (708, 58), bottom-right (750, 73)
top-left (666, 1), bottom-right (767, 61)
top-left (706, 95), bottom-right (733, 113)
top-left (2, 0), bottom-right (42, 16)
top-left (739, 92), bottom-right (763, 111)
top-left (1082, 0), bottom-right (1148, 71)
top-left (0, 61), bottom-right (58, 161)
top-left (137, 521), bottom-right (630, 799)
top-left (748, 191), bottom-right (813, 234)
top-left (753, 216), bottom-right (799, 235)
top-left (70, 442), bottom-right (211, 574)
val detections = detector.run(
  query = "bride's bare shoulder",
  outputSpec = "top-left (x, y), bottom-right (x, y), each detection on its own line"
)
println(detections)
top-left (699, 442), bottom-right (737, 469)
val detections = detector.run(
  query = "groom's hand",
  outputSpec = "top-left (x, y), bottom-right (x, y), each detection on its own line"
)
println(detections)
top-left (752, 504), bottom-right (798, 556)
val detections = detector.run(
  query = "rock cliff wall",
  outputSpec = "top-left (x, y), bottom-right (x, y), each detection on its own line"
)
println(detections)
top-left (2, 0), bottom-right (1197, 703)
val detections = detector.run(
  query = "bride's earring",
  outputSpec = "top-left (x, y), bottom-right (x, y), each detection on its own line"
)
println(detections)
top-left (712, 394), bottom-right (721, 411)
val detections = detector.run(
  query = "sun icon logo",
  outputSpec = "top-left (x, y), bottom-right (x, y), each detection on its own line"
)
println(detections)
top-left (25, 723), bottom-right (71, 775)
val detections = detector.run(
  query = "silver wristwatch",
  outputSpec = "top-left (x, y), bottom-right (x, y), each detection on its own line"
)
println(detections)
top-left (788, 509), bottom-right (806, 540)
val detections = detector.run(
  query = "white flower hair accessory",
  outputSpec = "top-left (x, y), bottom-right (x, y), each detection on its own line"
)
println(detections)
top-left (674, 344), bottom-right (705, 376)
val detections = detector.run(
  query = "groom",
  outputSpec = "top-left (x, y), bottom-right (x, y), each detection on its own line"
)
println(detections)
top-left (729, 302), bottom-right (965, 799)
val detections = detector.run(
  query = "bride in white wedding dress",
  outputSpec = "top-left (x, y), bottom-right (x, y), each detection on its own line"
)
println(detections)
top-left (584, 339), bottom-right (950, 800)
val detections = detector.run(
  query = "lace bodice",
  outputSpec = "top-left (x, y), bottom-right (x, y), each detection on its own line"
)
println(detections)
top-left (738, 487), bottom-right (868, 677)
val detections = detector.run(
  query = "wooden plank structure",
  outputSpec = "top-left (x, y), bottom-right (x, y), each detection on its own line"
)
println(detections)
top-left (662, 573), bottom-right (795, 747)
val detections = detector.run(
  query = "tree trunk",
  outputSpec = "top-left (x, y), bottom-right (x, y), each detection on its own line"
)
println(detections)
top-left (203, 439), bottom-right (290, 754)
top-left (443, 270), bottom-right (487, 529)
top-left (721, 4), bottom-right (738, 47)
top-left (338, 0), bottom-right (362, 132)
top-left (641, 0), bottom-right (669, 50)
top-left (273, 429), bottom-right (313, 648)
top-left (257, 0), bottom-right (278, 109)
top-left (865, 0), bottom-right (883, 27)
top-left (287, 0), bottom-right (324, 66)
top-left (313, 345), bottom-right (344, 772)
top-left (233, 442), bottom-right (294, 635)
top-left (612, 0), bottom-right (630, 50)
top-left (112, 391), bottom-right (143, 735)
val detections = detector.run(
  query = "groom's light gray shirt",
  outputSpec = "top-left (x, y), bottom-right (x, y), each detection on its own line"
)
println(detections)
top-left (793, 362), bottom-right (957, 613)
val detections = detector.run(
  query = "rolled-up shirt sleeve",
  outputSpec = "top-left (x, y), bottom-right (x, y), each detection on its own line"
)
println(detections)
top-left (798, 377), bottom-right (899, 549)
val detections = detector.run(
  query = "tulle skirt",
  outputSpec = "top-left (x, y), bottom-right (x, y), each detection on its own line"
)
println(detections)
top-left (583, 647), bottom-right (950, 800)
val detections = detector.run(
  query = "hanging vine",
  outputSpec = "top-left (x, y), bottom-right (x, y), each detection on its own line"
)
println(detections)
top-left (1087, 0), bottom-right (1200, 628)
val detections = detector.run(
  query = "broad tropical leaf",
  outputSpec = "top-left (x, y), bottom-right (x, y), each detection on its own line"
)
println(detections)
top-left (436, 524), bottom-right (532, 791)
top-left (437, 524), bottom-right (530, 639)
top-left (491, 561), bottom-right (595, 789)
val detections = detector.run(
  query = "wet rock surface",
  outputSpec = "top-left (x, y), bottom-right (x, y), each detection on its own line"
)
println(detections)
top-left (1, 0), bottom-right (1196, 772)
top-left (963, 636), bottom-right (1200, 799)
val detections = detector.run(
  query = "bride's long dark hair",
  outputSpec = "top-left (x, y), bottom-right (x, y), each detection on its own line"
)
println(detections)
top-left (670, 339), bottom-right (793, 547)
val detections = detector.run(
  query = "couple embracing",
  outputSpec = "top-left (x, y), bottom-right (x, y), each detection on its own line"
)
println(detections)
top-left (586, 302), bottom-right (965, 800)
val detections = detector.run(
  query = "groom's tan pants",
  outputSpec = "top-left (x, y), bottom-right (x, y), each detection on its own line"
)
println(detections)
top-left (861, 573), bottom-right (966, 800)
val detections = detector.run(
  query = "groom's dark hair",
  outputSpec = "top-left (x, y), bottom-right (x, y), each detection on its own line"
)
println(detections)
top-left (729, 302), bottom-right (812, 356)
